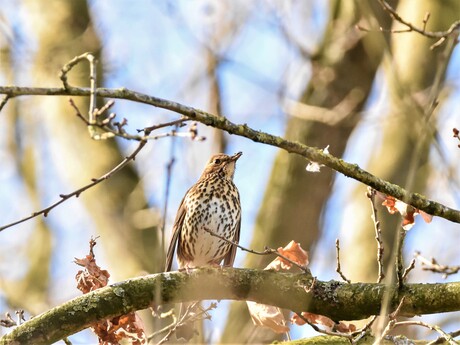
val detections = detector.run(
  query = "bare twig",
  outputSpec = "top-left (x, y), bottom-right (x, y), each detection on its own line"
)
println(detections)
top-left (154, 302), bottom-right (216, 345)
top-left (202, 227), bottom-right (311, 274)
top-left (393, 320), bottom-right (457, 345)
top-left (335, 239), bottom-right (350, 283)
top-left (376, 0), bottom-right (460, 48)
top-left (59, 53), bottom-right (96, 90)
top-left (395, 228), bottom-right (407, 288)
top-left (351, 316), bottom-right (377, 344)
top-left (401, 258), bottom-right (416, 281)
top-left (415, 251), bottom-right (460, 278)
top-left (430, 328), bottom-right (460, 345)
top-left (374, 297), bottom-right (457, 344)
top-left (0, 95), bottom-right (10, 112)
top-left (373, 297), bottom-right (406, 344)
top-left (140, 118), bottom-right (187, 134)
top-left (0, 140), bottom-right (147, 232)
top-left (366, 188), bottom-right (385, 283)
top-left (389, 296), bottom-right (406, 319)
top-left (69, 98), bottom-right (204, 142)
top-left (86, 54), bottom-right (97, 123)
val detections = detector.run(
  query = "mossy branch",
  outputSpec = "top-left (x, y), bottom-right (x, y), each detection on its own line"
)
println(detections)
top-left (2, 268), bottom-right (460, 344)
top-left (0, 85), bottom-right (459, 223)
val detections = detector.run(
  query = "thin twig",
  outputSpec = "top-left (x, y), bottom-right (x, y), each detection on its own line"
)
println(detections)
top-left (377, 0), bottom-right (460, 47)
top-left (141, 118), bottom-right (188, 134)
top-left (392, 320), bottom-right (457, 345)
top-left (0, 95), bottom-right (10, 112)
top-left (69, 98), bottom-right (203, 142)
top-left (59, 52), bottom-right (95, 90)
top-left (401, 258), bottom-right (416, 281)
top-left (351, 316), bottom-right (377, 344)
top-left (335, 239), bottom-right (350, 283)
top-left (202, 228), bottom-right (311, 274)
top-left (430, 328), bottom-right (460, 345)
top-left (0, 140), bottom-right (147, 232)
top-left (395, 228), bottom-right (407, 288)
top-left (415, 251), bottom-right (460, 278)
top-left (389, 296), bottom-right (406, 319)
top-left (366, 188), bottom-right (385, 283)
top-left (155, 302), bottom-right (216, 345)
top-left (86, 53), bottom-right (97, 124)
top-left (373, 297), bottom-right (406, 345)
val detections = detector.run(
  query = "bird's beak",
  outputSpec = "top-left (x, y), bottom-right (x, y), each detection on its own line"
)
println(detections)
top-left (231, 151), bottom-right (243, 161)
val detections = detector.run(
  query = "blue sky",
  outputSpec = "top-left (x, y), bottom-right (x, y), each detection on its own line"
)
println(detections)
top-left (1, 1), bottom-right (460, 343)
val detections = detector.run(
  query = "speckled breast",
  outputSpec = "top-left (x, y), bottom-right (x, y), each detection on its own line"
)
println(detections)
top-left (179, 175), bottom-right (241, 267)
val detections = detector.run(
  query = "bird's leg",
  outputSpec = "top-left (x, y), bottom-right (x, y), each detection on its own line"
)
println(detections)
top-left (178, 265), bottom-right (194, 274)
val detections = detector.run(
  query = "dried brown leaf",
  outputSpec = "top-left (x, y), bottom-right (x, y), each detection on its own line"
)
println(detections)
top-left (336, 321), bottom-right (356, 333)
top-left (265, 240), bottom-right (309, 271)
top-left (75, 239), bottom-right (146, 344)
top-left (291, 312), bottom-right (335, 329)
top-left (381, 195), bottom-right (432, 230)
top-left (247, 301), bottom-right (289, 334)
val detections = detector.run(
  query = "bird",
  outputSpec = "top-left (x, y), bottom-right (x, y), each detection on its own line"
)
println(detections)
top-left (164, 152), bottom-right (242, 340)
top-left (165, 151), bottom-right (242, 272)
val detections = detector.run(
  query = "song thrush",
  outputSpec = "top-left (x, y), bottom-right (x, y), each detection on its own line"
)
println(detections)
top-left (165, 152), bottom-right (242, 271)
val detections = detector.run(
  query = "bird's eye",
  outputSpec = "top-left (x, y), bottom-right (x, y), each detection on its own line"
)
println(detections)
top-left (214, 158), bottom-right (221, 164)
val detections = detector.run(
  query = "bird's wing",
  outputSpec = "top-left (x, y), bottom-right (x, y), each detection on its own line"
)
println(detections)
top-left (165, 196), bottom-right (187, 272)
top-left (223, 215), bottom-right (241, 267)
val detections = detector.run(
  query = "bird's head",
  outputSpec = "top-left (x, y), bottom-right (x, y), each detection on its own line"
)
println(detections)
top-left (201, 152), bottom-right (242, 180)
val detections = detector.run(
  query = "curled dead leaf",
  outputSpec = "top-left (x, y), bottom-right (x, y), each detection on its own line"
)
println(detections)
top-left (381, 195), bottom-right (432, 230)
top-left (75, 238), bottom-right (146, 344)
top-left (247, 301), bottom-right (289, 334)
top-left (291, 312), bottom-right (335, 330)
top-left (265, 240), bottom-right (309, 271)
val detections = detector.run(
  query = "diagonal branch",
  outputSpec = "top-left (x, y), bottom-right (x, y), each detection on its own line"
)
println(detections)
top-left (2, 268), bottom-right (460, 345)
top-left (0, 85), bottom-right (459, 223)
top-left (0, 140), bottom-right (147, 232)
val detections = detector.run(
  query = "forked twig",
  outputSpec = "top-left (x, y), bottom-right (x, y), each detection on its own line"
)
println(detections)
top-left (335, 239), bottom-right (350, 283)
top-left (376, 0), bottom-right (460, 49)
top-left (415, 251), bottom-right (460, 278)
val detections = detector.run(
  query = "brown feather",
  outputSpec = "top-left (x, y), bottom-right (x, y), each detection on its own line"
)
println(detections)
top-left (164, 195), bottom-right (187, 272)
top-left (223, 217), bottom-right (241, 267)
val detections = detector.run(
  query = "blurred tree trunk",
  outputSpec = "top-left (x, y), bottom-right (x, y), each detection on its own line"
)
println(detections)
top-left (220, 1), bottom-right (394, 343)
top-left (1, 30), bottom-right (53, 314)
top-left (342, 0), bottom-right (460, 284)
top-left (17, 0), bottom-right (161, 285)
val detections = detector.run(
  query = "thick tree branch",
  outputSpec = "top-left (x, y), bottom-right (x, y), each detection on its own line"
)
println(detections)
top-left (0, 85), bottom-right (459, 223)
top-left (2, 268), bottom-right (460, 345)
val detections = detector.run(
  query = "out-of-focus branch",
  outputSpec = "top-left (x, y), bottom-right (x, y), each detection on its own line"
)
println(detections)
top-left (0, 85), bottom-right (459, 223)
top-left (415, 252), bottom-right (460, 278)
top-left (0, 140), bottom-right (146, 232)
top-left (3, 268), bottom-right (460, 345)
